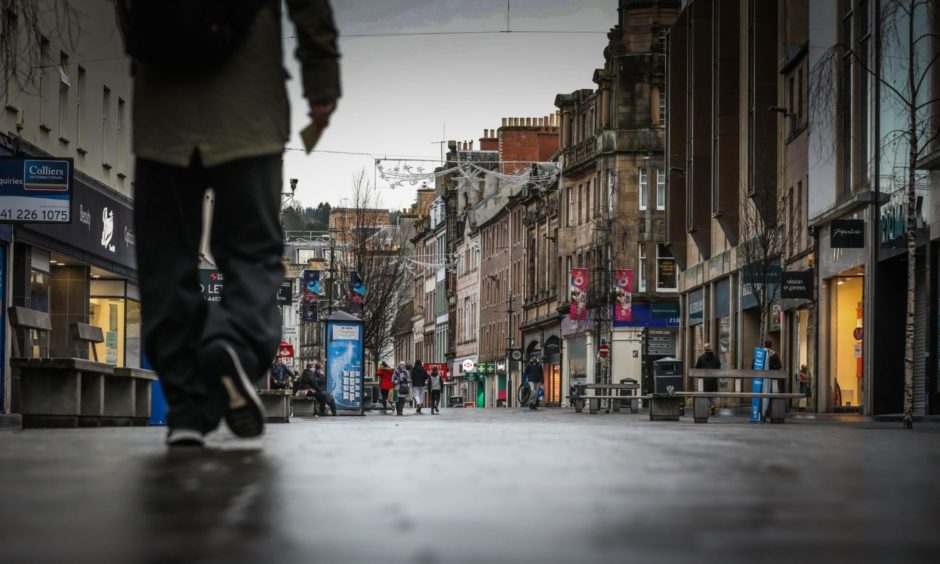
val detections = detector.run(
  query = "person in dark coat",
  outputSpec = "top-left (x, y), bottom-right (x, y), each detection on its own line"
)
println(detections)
top-left (410, 360), bottom-right (429, 414)
top-left (524, 357), bottom-right (545, 410)
top-left (694, 343), bottom-right (722, 414)
top-left (392, 362), bottom-right (411, 416)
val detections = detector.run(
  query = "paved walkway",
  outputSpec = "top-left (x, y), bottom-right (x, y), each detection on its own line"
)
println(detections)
top-left (1, 408), bottom-right (939, 564)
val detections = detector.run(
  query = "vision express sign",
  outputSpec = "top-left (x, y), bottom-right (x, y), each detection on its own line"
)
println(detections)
top-left (781, 269), bottom-right (814, 300)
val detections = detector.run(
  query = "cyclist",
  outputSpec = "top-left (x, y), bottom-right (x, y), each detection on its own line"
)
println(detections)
top-left (523, 356), bottom-right (544, 410)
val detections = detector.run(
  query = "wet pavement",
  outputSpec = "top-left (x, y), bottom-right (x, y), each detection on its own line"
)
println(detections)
top-left (1, 408), bottom-right (939, 564)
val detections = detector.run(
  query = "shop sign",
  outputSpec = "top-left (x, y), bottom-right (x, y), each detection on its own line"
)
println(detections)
top-left (462, 359), bottom-right (476, 373)
top-left (853, 327), bottom-right (863, 340)
top-left (0, 157), bottom-right (73, 223)
top-left (688, 288), bottom-right (704, 325)
top-left (781, 270), bottom-right (814, 300)
top-left (651, 303), bottom-right (680, 319)
top-left (199, 270), bottom-right (224, 302)
top-left (656, 256), bottom-right (677, 290)
top-left (277, 342), bottom-right (294, 358)
top-left (277, 280), bottom-right (293, 306)
top-left (645, 329), bottom-right (677, 357)
top-left (880, 189), bottom-right (927, 247)
top-left (27, 179), bottom-right (136, 270)
top-left (742, 263), bottom-right (782, 284)
top-left (831, 219), bottom-right (865, 248)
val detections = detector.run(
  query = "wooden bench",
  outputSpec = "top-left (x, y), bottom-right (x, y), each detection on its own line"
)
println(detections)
top-left (568, 382), bottom-right (640, 414)
top-left (8, 306), bottom-right (156, 428)
top-left (685, 369), bottom-right (804, 423)
top-left (258, 389), bottom-right (291, 422)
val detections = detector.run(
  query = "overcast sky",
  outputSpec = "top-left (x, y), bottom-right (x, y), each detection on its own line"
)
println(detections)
top-left (281, 0), bottom-right (618, 213)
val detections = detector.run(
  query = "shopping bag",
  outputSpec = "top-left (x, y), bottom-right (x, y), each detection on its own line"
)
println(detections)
top-left (389, 388), bottom-right (399, 403)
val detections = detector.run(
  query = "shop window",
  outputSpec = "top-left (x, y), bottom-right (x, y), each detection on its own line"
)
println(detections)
top-left (30, 269), bottom-right (50, 311)
top-left (90, 279), bottom-right (141, 368)
top-left (829, 276), bottom-right (864, 409)
top-left (567, 336), bottom-right (587, 385)
top-left (656, 244), bottom-right (678, 291)
top-left (90, 297), bottom-right (124, 365)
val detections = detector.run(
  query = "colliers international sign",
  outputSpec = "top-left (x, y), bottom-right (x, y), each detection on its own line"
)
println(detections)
top-left (0, 157), bottom-right (73, 223)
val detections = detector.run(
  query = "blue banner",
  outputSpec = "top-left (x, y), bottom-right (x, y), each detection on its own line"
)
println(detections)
top-left (301, 270), bottom-right (321, 322)
top-left (751, 347), bottom-right (768, 422)
top-left (347, 270), bottom-right (365, 318)
top-left (612, 303), bottom-right (680, 328)
top-left (326, 321), bottom-right (363, 412)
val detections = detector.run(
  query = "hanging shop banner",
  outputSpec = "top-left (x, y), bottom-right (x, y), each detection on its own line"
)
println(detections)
top-left (781, 270), bottom-right (814, 300)
top-left (831, 219), bottom-right (865, 248)
top-left (326, 319), bottom-right (364, 413)
top-left (614, 269), bottom-right (633, 322)
top-left (0, 157), bottom-right (73, 223)
top-left (347, 270), bottom-right (365, 318)
top-left (688, 288), bottom-right (704, 326)
top-left (277, 280), bottom-right (293, 306)
top-left (301, 270), bottom-right (321, 322)
top-left (570, 268), bottom-right (588, 320)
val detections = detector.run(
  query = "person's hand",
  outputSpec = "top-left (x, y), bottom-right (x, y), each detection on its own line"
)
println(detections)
top-left (309, 100), bottom-right (337, 128)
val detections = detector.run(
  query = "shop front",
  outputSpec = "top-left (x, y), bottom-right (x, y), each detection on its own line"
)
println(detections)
top-left (781, 267), bottom-right (815, 410)
top-left (818, 215), bottom-right (868, 413)
top-left (611, 303), bottom-right (679, 395)
top-left (451, 354), bottom-right (479, 408)
top-left (523, 328), bottom-right (562, 406)
top-left (11, 177), bottom-right (139, 370)
top-left (561, 313), bottom-right (594, 407)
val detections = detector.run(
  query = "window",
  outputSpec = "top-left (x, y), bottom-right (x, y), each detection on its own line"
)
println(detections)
top-left (116, 98), bottom-right (125, 173)
top-left (797, 66), bottom-right (804, 126)
top-left (76, 66), bottom-right (86, 148)
top-left (638, 244), bottom-right (647, 292)
top-left (578, 184), bottom-right (584, 224)
top-left (38, 36), bottom-right (50, 129)
top-left (656, 169), bottom-right (666, 210)
top-left (102, 86), bottom-right (111, 168)
top-left (567, 186), bottom-right (574, 226)
top-left (566, 256), bottom-right (573, 300)
top-left (57, 52), bottom-right (69, 140)
top-left (656, 244), bottom-right (677, 291)
top-left (638, 168), bottom-right (648, 211)
top-left (658, 87), bottom-right (666, 128)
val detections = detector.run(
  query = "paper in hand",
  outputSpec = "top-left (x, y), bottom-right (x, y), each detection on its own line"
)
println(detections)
top-left (300, 122), bottom-right (322, 154)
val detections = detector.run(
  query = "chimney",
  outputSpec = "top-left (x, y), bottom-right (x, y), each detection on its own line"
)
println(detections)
top-left (448, 139), bottom-right (457, 151)
top-left (469, 140), bottom-right (474, 150)
top-left (502, 118), bottom-right (508, 127)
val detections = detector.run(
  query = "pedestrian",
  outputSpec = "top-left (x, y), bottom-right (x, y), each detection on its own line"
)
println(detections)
top-left (270, 360), bottom-right (292, 390)
top-left (694, 343), bottom-right (722, 415)
top-left (392, 362), bottom-right (411, 416)
top-left (428, 366), bottom-right (444, 414)
top-left (798, 364), bottom-right (809, 395)
top-left (764, 340), bottom-right (783, 370)
top-left (411, 359), bottom-right (429, 414)
top-left (311, 363), bottom-right (336, 416)
top-left (377, 361), bottom-right (394, 412)
top-left (124, 0), bottom-right (341, 446)
top-left (524, 356), bottom-right (544, 410)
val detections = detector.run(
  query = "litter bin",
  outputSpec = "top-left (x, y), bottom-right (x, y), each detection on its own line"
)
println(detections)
top-left (448, 395), bottom-right (464, 408)
top-left (653, 357), bottom-right (683, 394)
top-left (619, 378), bottom-right (639, 412)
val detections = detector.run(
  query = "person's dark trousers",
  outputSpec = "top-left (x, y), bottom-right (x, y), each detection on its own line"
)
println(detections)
top-left (396, 397), bottom-right (406, 415)
top-left (431, 390), bottom-right (441, 411)
top-left (380, 389), bottom-right (390, 409)
top-left (134, 154), bottom-right (284, 433)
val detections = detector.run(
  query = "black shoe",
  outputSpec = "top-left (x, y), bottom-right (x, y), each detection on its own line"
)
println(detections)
top-left (529, 405), bottom-right (538, 410)
top-left (207, 341), bottom-right (265, 438)
top-left (166, 428), bottom-right (205, 447)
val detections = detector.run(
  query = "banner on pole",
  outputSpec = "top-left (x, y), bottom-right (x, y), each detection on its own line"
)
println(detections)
top-left (614, 269), bottom-right (633, 322)
top-left (570, 268), bottom-right (588, 320)
top-left (301, 270), bottom-right (321, 322)
top-left (347, 270), bottom-right (365, 318)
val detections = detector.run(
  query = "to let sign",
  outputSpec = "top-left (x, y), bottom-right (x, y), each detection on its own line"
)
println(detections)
top-left (831, 219), bottom-right (865, 248)
top-left (781, 270), bottom-right (814, 300)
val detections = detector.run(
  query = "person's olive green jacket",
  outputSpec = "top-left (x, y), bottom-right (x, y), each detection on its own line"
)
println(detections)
top-left (132, 0), bottom-right (341, 168)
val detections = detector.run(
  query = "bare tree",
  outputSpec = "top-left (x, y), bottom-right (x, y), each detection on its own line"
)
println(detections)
top-left (1, 0), bottom-right (84, 96)
top-left (336, 170), bottom-right (410, 364)
top-left (811, 0), bottom-right (940, 428)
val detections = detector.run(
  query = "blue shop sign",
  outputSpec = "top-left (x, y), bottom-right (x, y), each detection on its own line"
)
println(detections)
top-left (613, 303), bottom-right (680, 328)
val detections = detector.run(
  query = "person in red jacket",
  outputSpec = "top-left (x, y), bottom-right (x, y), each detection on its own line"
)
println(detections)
top-left (377, 361), bottom-right (395, 412)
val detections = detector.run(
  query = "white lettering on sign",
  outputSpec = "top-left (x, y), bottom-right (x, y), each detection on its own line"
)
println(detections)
top-left (101, 207), bottom-right (115, 252)
top-left (124, 225), bottom-right (135, 247)
top-left (332, 325), bottom-right (359, 340)
top-left (80, 204), bottom-right (91, 229)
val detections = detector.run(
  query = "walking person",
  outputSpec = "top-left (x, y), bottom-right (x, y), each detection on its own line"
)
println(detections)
top-left (377, 361), bottom-right (394, 412)
top-left (694, 343), bottom-right (722, 415)
top-left (123, 0), bottom-right (341, 446)
top-left (428, 366), bottom-right (444, 414)
top-left (392, 362), bottom-right (411, 416)
top-left (525, 356), bottom-right (544, 410)
top-left (411, 360), bottom-right (429, 414)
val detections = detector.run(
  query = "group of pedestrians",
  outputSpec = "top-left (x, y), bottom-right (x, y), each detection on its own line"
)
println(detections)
top-left (377, 360), bottom-right (444, 416)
